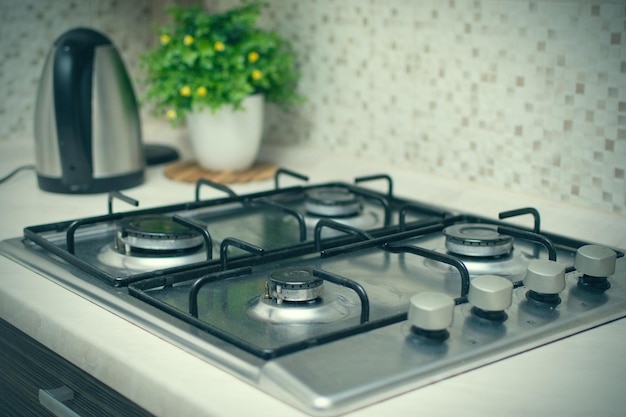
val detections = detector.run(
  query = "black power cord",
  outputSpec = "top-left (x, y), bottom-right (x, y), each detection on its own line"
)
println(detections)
top-left (0, 164), bottom-right (35, 184)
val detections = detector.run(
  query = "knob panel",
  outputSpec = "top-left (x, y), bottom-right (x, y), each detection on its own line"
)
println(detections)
top-left (524, 259), bottom-right (565, 294)
top-left (408, 292), bottom-right (455, 331)
top-left (574, 245), bottom-right (617, 277)
top-left (468, 275), bottom-right (513, 312)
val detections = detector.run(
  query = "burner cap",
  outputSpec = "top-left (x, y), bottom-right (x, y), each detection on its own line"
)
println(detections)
top-left (116, 215), bottom-right (204, 253)
top-left (304, 187), bottom-right (362, 217)
top-left (443, 223), bottom-right (513, 257)
top-left (267, 267), bottom-right (324, 304)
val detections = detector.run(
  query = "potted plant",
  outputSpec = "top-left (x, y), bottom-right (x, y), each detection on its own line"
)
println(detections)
top-left (140, 1), bottom-right (302, 171)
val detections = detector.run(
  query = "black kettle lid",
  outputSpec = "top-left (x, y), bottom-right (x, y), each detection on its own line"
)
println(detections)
top-left (54, 27), bottom-right (112, 48)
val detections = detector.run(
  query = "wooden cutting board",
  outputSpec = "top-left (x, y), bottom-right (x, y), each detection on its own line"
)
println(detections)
top-left (163, 160), bottom-right (279, 184)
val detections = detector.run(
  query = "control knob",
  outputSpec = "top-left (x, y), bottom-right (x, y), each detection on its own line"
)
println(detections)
top-left (408, 292), bottom-right (455, 341)
top-left (468, 275), bottom-right (513, 322)
top-left (574, 245), bottom-right (617, 292)
top-left (524, 259), bottom-right (565, 305)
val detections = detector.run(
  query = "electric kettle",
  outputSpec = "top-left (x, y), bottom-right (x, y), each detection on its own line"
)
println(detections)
top-left (34, 27), bottom-right (145, 194)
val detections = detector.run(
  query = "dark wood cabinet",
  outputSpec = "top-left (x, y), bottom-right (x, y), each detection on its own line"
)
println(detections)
top-left (0, 318), bottom-right (155, 417)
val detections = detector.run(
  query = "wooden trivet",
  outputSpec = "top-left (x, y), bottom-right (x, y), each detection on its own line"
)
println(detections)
top-left (164, 160), bottom-right (279, 184)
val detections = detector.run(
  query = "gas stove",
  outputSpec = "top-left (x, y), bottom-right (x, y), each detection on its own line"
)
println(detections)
top-left (1, 170), bottom-right (624, 416)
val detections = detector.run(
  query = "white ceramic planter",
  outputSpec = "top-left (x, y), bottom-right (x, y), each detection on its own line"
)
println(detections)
top-left (186, 94), bottom-right (264, 171)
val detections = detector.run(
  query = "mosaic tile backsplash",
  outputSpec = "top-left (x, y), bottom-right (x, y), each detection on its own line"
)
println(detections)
top-left (1, 0), bottom-right (625, 215)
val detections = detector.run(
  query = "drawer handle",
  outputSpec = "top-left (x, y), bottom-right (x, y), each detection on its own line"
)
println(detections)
top-left (38, 386), bottom-right (82, 417)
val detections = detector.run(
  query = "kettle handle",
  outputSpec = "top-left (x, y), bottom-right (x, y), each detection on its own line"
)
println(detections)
top-left (53, 28), bottom-right (110, 190)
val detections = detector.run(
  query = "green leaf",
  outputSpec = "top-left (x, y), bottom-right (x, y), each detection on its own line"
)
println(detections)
top-left (182, 50), bottom-right (199, 67)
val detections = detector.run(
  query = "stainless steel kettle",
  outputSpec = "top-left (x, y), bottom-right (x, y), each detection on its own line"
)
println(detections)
top-left (34, 27), bottom-right (145, 194)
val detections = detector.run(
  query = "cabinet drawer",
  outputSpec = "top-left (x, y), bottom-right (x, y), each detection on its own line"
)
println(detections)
top-left (0, 318), bottom-right (155, 417)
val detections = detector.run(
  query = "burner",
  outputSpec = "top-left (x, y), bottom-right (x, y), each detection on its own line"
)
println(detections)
top-left (443, 223), bottom-right (514, 257)
top-left (305, 187), bottom-right (362, 217)
top-left (97, 245), bottom-right (206, 273)
top-left (266, 267), bottom-right (324, 304)
top-left (114, 215), bottom-right (204, 255)
top-left (247, 267), bottom-right (355, 324)
top-left (300, 187), bottom-right (378, 236)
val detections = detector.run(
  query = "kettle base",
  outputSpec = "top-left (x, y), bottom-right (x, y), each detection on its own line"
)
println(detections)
top-left (37, 171), bottom-right (144, 194)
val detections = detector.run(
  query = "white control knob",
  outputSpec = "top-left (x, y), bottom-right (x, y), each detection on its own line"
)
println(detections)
top-left (468, 275), bottom-right (513, 312)
top-left (408, 292), bottom-right (455, 331)
top-left (524, 259), bottom-right (565, 294)
top-left (575, 245), bottom-right (617, 277)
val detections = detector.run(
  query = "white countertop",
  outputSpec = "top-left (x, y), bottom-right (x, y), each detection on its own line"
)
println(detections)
top-left (1, 138), bottom-right (626, 417)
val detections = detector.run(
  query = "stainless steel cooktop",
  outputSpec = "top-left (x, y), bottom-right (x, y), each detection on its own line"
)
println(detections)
top-left (1, 173), bottom-right (624, 416)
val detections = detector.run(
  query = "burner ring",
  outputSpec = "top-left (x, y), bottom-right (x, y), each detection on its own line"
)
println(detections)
top-left (268, 267), bottom-right (324, 304)
top-left (443, 223), bottom-right (513, 257)
top-left (116, 215), bottom-right (204, 252)
top-left (304, 187), bottom-right (362, 217)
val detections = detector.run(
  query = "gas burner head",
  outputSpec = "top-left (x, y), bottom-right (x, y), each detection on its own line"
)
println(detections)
top-left (266, 267), bottom-right (324, 304)
top-left (305, 187), bottom-right (362, 217)
top-left (443, 223), bottom-right (513, 258)
top-left (114, 215), bottom-right (204, 255)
